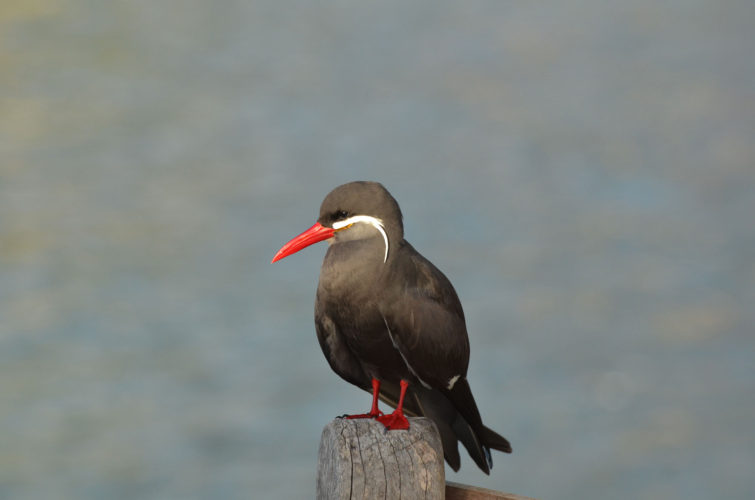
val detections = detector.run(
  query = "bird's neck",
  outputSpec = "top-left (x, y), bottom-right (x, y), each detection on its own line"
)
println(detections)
top-left (318, 238), bottom-right (389, 299)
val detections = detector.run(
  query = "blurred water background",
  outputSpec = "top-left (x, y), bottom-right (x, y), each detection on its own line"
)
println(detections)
top-left (2, 1), bottom-right (754, 499)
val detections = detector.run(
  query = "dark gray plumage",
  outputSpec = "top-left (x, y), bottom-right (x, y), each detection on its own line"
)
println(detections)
top-left (275, 181), bottom-right (511, 473)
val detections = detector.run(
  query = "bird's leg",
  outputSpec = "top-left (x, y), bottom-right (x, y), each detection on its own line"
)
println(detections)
top-left (344, 378), bottom-right (384, 419)
top-left (376, 379), bottom-right (410, 430)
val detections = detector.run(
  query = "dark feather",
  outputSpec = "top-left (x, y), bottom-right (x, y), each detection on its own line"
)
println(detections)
top-left (309, 181), bottom-right (511, 473)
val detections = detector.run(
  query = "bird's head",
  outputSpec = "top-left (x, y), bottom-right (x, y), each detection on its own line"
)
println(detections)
top-left (271, 181), bottom-right (403, 263)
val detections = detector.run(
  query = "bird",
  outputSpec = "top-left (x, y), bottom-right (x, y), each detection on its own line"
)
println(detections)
top-left (271, 181), bottom-right (511, 473)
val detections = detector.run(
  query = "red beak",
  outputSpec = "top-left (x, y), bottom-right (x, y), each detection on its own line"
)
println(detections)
top-left (271, 222), bottom-right (335, 263)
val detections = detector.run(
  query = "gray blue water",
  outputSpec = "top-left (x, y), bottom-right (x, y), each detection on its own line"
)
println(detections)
top-left (2, 1), bottom-right (754, 498)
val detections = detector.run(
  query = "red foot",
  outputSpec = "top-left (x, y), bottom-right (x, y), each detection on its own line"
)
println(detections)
top-left (376, 410), bottom-right (409, 430)
top-left (376, 379), bottom-right (411, 430)
top-left (341, 378), bottom-right (383, 420)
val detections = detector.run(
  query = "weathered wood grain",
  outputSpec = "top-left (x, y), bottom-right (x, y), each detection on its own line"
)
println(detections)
top-left (316, 417), bottom-right (445, 499)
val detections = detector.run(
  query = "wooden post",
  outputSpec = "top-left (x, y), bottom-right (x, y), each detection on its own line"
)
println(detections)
top-left (316, 417), bottom-right (537, 500)
top-left (317, 417), bottom-right (445, 499)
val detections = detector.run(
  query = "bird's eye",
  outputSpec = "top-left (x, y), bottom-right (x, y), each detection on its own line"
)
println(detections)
top-left (334, 210), bottom-right (349, 220)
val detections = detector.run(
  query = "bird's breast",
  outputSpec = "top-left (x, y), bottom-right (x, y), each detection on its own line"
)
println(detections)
top-left (319, 240), bottom-right (387, 298)
top-left (316, 254), bottom-right (411, 380)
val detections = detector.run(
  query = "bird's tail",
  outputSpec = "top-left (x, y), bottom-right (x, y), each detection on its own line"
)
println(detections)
top-left (444, 377), bottom-right (511, 473)
top-left (376, 379), bottom-right (511, 474)
top-left (480, 424), bottom-right (512, 454)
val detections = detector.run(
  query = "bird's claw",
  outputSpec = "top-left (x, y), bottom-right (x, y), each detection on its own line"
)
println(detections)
top-left (376, 411), bottom-right (410, 430)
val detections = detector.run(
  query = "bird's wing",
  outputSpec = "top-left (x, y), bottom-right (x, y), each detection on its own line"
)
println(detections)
top-left (379, 244), bottom-right (511, 472)
top-left (378, 242), bottom-right (470, 390)
top-left (315, 300), bottom-right (371, 391)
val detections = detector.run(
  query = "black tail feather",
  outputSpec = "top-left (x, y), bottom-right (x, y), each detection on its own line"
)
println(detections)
top-left (410, 390), bottom-right (462, 471)
top-left (371, 379), bottom-right (510, 473)
top-left (451, 410), bottom-right (491, 474)
top-left (481, 424), bottom-right (512, 454)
